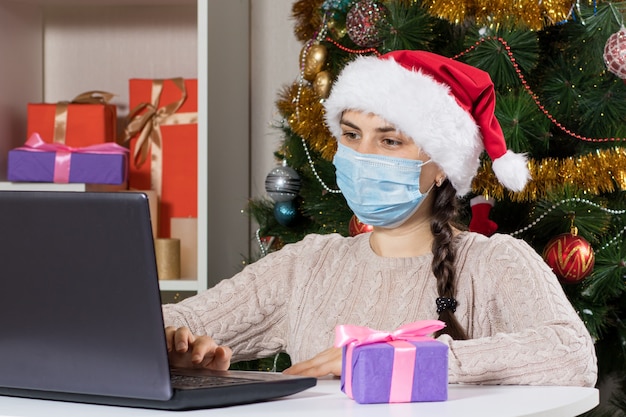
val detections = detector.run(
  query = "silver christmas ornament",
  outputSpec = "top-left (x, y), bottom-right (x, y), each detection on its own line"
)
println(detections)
top-left (265, 160), bottom-right (301, 202)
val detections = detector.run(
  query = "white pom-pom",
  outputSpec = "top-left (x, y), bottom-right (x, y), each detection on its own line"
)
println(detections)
top-left (491, 150), bottom-right (531, 192)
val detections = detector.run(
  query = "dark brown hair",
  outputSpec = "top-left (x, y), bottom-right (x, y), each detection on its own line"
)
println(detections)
top-left (430, 180), bottom-right (468, 340)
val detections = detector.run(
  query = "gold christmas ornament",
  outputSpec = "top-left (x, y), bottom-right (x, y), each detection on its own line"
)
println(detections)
top-left (327, 18), bottom-right (348, 39)
top-left (301, 43), bottom-right (328, 82)
top-left (313, 70), bottom-right (332, 98)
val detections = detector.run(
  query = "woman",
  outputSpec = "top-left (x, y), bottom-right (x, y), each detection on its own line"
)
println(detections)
top-left (163, 50), bottom-right (597, 387)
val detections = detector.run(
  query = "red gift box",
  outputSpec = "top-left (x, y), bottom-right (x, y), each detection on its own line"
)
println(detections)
top-left (122, 78), bottom-right (198, 238)
top-left (27, 91), bottom-right (117, 147)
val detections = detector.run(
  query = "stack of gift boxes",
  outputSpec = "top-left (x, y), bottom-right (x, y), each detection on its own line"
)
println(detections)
top-left (6, 78), bottom-right (198, 281)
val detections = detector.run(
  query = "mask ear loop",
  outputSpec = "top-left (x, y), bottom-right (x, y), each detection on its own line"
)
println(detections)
top-left (416, 159), bottom-right (442, 195)
top-left (419, 158), bottom-right (445, 189)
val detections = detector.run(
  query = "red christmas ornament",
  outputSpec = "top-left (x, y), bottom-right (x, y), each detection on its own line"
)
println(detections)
top-left (345, 0), bottom-right (387, 47)
top-left (603, 27), bottom-right (626, 80)
top-left (349, 215), bottom-right (374, 236)
top-left (542, 229), bottom-right (595, 284)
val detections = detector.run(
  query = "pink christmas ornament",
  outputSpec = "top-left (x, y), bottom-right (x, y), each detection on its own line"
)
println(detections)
top-left (604, 27), bottom-right (626, 79)
top-left (346, 0), bottom-right (387, 47)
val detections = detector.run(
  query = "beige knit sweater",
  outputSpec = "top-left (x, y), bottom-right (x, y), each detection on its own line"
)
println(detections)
top-left (162, 232), bottom-right (597, 387)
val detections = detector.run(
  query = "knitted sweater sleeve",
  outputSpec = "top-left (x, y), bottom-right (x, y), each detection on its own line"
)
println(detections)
top-left (439, 234), bottom-right (598, 387)
top-left (161, 237), bottom-right (309, 362)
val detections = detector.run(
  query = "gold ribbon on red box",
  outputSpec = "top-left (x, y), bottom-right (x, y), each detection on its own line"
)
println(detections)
top-left (121, 78), bottom-right (198, 196)
top-left (54, 91), bottom-right (116, 144)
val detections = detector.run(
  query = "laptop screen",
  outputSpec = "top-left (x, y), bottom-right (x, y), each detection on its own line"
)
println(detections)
top-left (0, 191), bottom-right (172, 401)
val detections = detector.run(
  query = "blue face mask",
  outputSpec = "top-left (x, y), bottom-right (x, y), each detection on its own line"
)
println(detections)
top-left (333, 143), bottom-right (432, 228)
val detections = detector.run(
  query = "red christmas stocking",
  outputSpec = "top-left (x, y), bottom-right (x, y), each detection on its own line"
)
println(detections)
top-left (469, 196), bottom-right (498, 237)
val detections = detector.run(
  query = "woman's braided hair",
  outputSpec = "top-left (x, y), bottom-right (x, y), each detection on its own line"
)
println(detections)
top-left (430, 179), bottom-right (468, 340)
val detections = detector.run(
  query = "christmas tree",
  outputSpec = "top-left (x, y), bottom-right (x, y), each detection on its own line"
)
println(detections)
top-left (248, 0), bottom-right (626, 413)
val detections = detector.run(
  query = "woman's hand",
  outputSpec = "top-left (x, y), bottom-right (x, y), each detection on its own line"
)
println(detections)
top-left (165, 326), bottom-right (232, 370)
top-left (283, 347), bottom-right (342, 377)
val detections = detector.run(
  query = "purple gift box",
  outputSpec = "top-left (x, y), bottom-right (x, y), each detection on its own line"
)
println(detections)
top-left (341, 340), bottom-right (449, 404)
top-left (335, 321), bottom-right (449, 404)
top-left (7, 133), bottom-right (128, 185)
top-left (8, 150), bottom-right (127, 185)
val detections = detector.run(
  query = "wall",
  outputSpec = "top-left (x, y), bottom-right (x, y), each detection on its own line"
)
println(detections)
top-left (205, 0), bottom-right (251, 286)
top-left (0, 2), bottom-right (42, 177)
top-left (249, 0), bottom-right (301, 256)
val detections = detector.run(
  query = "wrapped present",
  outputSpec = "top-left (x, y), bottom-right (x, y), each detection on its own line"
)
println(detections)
top-left (27, 91), bottom-right (117, 147)
top-left (8, 133), bottom-right (128, 185)
top-left (335, 320), bottom-right (449, 404)
top-left (121, 78), bottom-right (197, 237)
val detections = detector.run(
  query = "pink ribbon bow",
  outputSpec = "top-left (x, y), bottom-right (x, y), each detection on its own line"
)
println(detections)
top-left (16, 133), bottom-right (129, 183)
top-left (335, 320), bottom-right (445, 403)
top-left (334, 320), bottom-right (445, 348)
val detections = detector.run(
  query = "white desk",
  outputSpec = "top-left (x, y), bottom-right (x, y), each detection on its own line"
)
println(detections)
top-left (0, 379), bottom-right (599, 417)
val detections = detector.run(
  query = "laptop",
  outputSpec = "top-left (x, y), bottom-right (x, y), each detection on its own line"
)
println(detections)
top-left (0, 190), bottom-right (316, 410)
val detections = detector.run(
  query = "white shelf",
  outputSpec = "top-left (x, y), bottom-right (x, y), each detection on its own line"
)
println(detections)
top-left (158, 279), bottom-right (200, 292)
top-left (0, 182), bottom-right (88, 192)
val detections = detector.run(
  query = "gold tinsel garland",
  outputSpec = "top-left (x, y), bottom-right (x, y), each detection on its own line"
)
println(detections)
top-left (292, 0), bottom-right (326, 42)
top-left (277, 83), bottom-right (337, 160)
top-left (473, 148), bottom-right (626, 202)
top-left (423, 0), bottom-right (572, 30)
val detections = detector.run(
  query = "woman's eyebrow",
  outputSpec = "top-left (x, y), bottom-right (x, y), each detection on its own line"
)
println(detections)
top-left (376, 125), bottom-right (398, 133)
top-left (340, 118), bottom-right (397, 133)
top-left (339, 118), bottom-right (360, 130)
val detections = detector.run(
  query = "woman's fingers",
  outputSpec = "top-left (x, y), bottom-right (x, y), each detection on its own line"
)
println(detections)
top-left (198, 345), bottom-right (233, 370)
top-left (283, 347), bottom-right (342, 377)
top-left (165, 327), bottom-right (232, 371)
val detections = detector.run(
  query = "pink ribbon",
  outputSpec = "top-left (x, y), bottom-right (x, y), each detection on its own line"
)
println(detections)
top-left (334, 320), bottom-right (445, 403)
top-left (16, 133), bottom-right (129, 183)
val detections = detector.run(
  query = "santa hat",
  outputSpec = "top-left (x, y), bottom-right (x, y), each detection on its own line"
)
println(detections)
top-left (323, 50), bottom-right (531, 196)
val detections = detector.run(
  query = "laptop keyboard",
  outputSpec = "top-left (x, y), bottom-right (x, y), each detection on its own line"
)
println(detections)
top-left (171, 373), bottom-right (261, 389)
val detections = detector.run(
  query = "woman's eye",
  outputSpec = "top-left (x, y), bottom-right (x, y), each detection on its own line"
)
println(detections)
top-left (342, 131), bottom-right (359, 141)
top-left (382, 138), bottom-right (402, 147)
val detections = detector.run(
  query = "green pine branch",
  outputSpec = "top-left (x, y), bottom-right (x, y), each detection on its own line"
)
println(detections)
top-left (378, 0), bottom-right (439, 53)
top-left (495, 91), bottom-right (551, 156)
top-left (462, 26), bottom-right (540, 91)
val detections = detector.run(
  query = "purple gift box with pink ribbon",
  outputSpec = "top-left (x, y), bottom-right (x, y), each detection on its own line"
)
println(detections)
top-left (8, 133), bottom-right (128, 185)
top-left (335, 320), bottom-right (449, 404)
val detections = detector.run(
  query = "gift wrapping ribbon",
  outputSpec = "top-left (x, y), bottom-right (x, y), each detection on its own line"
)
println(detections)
top-left (120, 78), bottom-right (198, 196)
top-left (334, 320), bottom-right (445, 403)
top-left (54, 91), bottom-right (115, 144)
top-left (16, 132), bottom-right (129, 184)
